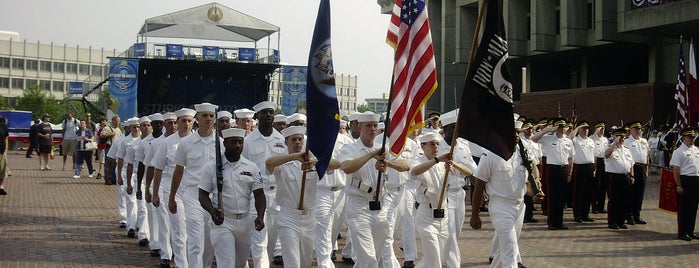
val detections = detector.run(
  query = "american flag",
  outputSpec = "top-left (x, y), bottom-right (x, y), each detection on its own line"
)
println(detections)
top-left (386, 0), bottom-right (438, 156)
top-left (687, 40), bottom-right (699, 127)
top-left (675, 41), bottom-right (689, 128)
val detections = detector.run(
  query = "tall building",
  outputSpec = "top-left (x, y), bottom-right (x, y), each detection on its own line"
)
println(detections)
top-left (268, 67), bottom-right (358, 117)
top-left (0, 31), bottom-right (118, 100)
top-left (378, 0), bottom-right (699, 127)
top-left (366, 93), bottom-right (389, 114)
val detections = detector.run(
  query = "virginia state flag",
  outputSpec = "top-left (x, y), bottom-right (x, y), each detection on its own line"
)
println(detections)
top-left (457, 0), bottom-right (515, 160)
top-left (307, 0), bottom-right (339, 179)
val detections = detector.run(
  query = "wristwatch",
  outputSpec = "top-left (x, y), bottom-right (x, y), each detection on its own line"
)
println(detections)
top-left (434, 157), bottom-right (440, 164)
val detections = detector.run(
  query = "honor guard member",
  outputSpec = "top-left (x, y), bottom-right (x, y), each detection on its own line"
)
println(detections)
top-left (471, 120), bottom-right (532, 268)
top-left (670, 127), bottom-right (699, 241)
top-left (437, 109), bottom-right (478, 267)
top-left (243, 101), bottom-right (287, 268)
top-left (234, 108), bottom-right (255, 136)
top-left (199, 128), bottom-right (266, 267)
top-left (399, 130), bottom-right (421, 267)
top-left (315, 128), bottom-right (354, 267)
top-left (604, 127), bottom-right (635, 229)
top-left (591, 121), bottom-right (608, 214)
top-left (570, 121), bottom-right (596, 223)
top-left (126, 116), bottom-right (152, 246)
top-left (116, 117), bottom-right (141, 238)
top-left (520, 119), bottom-right (542, 223)
top-left (273, 114), bottom-right (288, 132)
top-left (531, 118), bottom-right (573, 230)
top-left (338, 111), bottom-right (410, 268)
top-left (347, 112), bottom-right (361, 140)
top-left (102, 115), bottom-right (122, 185)
top-left (412, 132), bottom-right (472, 268)
top-left (623, 121), bottom-right (650, 225)
top-left (216, 111), bottom-right (233, 135)
top-left (106, 117), bottom-right (128, 227)
top-left (170, 103), bottom-right (219, 268)
top-left (287, 113), bottom-right (307, 127)
top-left (152, 109), bottom-right (194, 268)
top-left (141, 113), bottom-right (165, 257)
top-left (266, 126), bottom-right (329, 267)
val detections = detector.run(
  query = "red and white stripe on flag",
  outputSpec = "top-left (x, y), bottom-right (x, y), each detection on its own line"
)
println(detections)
top-left (687, 41), bottom-right (699, 126)
top-left (386, 0), bottom-right (438, 156)
top-left (675, 41), bottom-right (689, 128)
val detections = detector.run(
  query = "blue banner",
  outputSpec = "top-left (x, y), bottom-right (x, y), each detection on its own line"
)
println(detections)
top-left (133, 43), bottom-right (146, 57)
top-left (238, 48), bottom-right (256, 61)
top-left (273, 49), bottom-right (280, 63)
top-left (306, 0), bottom-right (339, 179)
top-left (108, 58), bottom-right (139, 120)
top-left (281, 66), bottom-right (307, 115)
top-left (166, 44), bottom-right (183, 59)
top-left (68, 82), bottom-right (83, 94)
top-left (203, 46), bottom-right (220, 61)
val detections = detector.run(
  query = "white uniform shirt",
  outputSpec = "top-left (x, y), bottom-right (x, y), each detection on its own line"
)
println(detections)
top-left (123, 138), bottom-right (142, 165)
top-left (538, 134), bottom-right (572, 165)
top-left (151, 132), bottom-right (185, 183)
top-left (604, 146), bottom-right (635, 174)
top-left (273, 160), bottom-right (320, 210)
top-left (384, 137), bottom-right (416, 189)
top-left (135, 133), bottom-right (154, 163)
top-left (107, 135), bottom-right (127, 159)
top-left (143, 135), bottom-right (164, 168)
top-left (199, 156), bottom-right (263, 214)
top-left (319, 133), bottom-right (354, 188)
top-left (592, 134), bottom-right (609, 159)
top-left (241, 128), bottom-right (287, 187)
top-left (669, 143), bottom-right (699, 176)
top-left (117, 135), bottom-right (140, 161)
top-left (438, 138), bottom-right (477, 189)
top-left (624, 136), bottom-right (649, 164)
top-left (410, 155), bottom-right (447, 205)
top-left (174, 131), bottom-right (219, 187)
top-left (521, 134), bottom-right (542, 161)
top-left (338, 139), bottom-right (383, 199)
top-left (474, 147), bottom-right (528, 202)
top-left (572, 136), bottom-right (596, 164)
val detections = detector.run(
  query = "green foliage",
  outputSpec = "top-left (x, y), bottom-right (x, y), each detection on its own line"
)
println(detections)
top-left (0, 95), bottom-right (12, 110)
top-left (356, 103), bottom-right (370, 113)
top-left (14, 85), bottom-right (66, 123)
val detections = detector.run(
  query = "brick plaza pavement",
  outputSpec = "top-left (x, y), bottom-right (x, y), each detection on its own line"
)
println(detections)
top-left (1, 151), bottom-right (698, 267)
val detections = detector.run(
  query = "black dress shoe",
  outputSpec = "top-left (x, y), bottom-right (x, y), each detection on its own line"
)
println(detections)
top-left (150, 249), bottom-right (160, 257)
top-left (690, 233), bottom-right (699, 239)
top-left (609, 224), bottom-right (619, 229)
top-left (342, 257), bottom-right (355, 264)
top-left (626, 220), bottom-right (635, 225)
top-left (518, 262), bottom-right (527, 268)
top-left (139, 238), bottom-right (148, 246)
top-left (330, 250), bottom-right (336, 262)
top-left (558, 225), bottom-right (569, 230)
top-left (128, 228), bottom-right (136, 238)
top-left (119, 222), bottom-right (126, 228)
top-left (404, 260), bottom-right (415, 268)
top-left (480, 206), bottom-right (489, 212)
top-left (634, 218), bottom-right (647, 224)
top-left (679, 234), bottom-right (692, 241)
top-left (582, 217), bottom-right (595, 222)
top-left (0, 189), bottom-right (7, 195)
top-left (619, 224), bottom-right (628, 229)
top-left (489, 257), bottom-right (493, 264)
top-left (272, 255), bottom-right (283, 265)
top-left (591, 210), bottom-right (598, 214)
top-left (574, 217), bottom-right (582, 223)
top-left (160, 259), bottom-right (171, 268)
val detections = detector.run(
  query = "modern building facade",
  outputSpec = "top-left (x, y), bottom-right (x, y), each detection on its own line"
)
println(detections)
top-left (378, 0), bottom-right (699, 128)
top-left (366, 93), bottom-right (390, 114)
top-left (0, 32), bottom-right (118, 101)
top-left (268, 69), bottom-right (358, 117)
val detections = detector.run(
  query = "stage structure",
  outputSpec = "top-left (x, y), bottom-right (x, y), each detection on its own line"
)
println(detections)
top-left (106, 2), bottom-right (281, 120)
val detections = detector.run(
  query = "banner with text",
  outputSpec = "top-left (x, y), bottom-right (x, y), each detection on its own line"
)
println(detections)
top-left (281, 66), bottom-right (308, 115)
top-left (68, 82), bottom-right (83, 94)
top-left (166, 44), bottom-right (183, 59)
top-left (108, 58), bottom-right (139, 120)
top-left (133, 43), bottom-right (146, 57)
top-left (203, 46), bottom-right (220, 61)
top-left (238, 48), bottom-right (256, 61)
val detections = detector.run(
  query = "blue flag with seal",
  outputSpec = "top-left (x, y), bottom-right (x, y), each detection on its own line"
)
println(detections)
top-left (281, 66), bottom-right (307, 115)
top-left (307, 0), bottom-right (339, 179)
top-left (108, 58), bottom-right (139, 120)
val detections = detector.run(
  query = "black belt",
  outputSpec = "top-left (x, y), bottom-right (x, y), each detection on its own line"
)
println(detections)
top-left (547, 164), bottom-right (568, 168)
top-left (680, 175), bottom-right (699, 179)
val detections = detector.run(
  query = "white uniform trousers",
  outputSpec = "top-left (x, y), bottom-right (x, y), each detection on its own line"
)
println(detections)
top-left (415, 204), bottom-right (448, 268)
top-left (488, 198), bottom-right (525, 268)
top-left (136, 179), bottom-right (149, 241)
top-left (182, 185), bottom-right (214, 268)
top-left (339, 193), bottom-right (353, 259)
top-left (315, 186), bottom-right (345, 268)
top-left (158, 182), bottom-right (188, 267)
top-left (210, 214), bottom-right (253, 268)
top-left (146, 184), bottom-right (160, 250)
top-left (116, 179), bottom-right (128, 225)
top-left (279, 208), bottom-right (316, 268)
top-left (345, 195), bottom-right (391, 268)
top-left (446, 188), bottom-right (466, 267)
top-left (250, 186), bottom-right (280, 268)
top-left (400, 181), bottom-right (418, 262)
top-left (124, 169), bottom-right (137, 231)
top-left (382, 186), bottom-right (404, 268)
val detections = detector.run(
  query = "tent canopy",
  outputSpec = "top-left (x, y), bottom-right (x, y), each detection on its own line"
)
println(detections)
top-left (138, 2), bottom-right (280, 42)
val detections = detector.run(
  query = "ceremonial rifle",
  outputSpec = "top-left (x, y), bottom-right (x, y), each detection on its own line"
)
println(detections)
top-left (215, 109), bottom-right (224, 221)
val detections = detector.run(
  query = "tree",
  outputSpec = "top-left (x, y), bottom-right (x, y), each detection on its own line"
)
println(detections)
top-left (0, 95), bottom-right (12, 110)
top-left (14, 85), bottom-right (66, 123)
top-left (356, 103), bottom-right (370, 113)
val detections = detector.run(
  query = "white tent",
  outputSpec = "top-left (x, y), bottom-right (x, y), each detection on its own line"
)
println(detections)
top-left (138, 2), bottom-right (280, 43)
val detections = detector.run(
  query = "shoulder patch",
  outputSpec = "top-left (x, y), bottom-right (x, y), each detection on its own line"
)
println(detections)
top-left (240, 171), bottom-right (253, 176)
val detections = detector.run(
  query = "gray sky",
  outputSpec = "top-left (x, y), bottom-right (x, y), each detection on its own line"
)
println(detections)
top-left (0, 0), bottom-right (395, 104)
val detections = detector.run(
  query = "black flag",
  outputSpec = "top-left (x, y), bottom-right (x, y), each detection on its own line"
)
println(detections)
top-left (457, 0), bottom-right (515, 160)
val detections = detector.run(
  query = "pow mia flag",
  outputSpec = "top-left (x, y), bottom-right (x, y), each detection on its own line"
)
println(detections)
top-left (457, 0), bottom-right (515, 160)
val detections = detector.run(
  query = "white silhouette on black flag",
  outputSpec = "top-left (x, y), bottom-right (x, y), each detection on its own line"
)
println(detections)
top-left (457, 0), bottom-right (515, 160)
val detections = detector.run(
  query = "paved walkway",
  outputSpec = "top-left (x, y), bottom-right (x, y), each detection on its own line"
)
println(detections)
top-left (0, 152), bottom-right (698, 267)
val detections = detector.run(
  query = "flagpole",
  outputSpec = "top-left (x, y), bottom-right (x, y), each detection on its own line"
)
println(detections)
top-left (298, 147), bottom-right (310, 210)
top-left (437, 0), bottom-right (489, 212)
top-left (369, 72), bottom-right (397, 211)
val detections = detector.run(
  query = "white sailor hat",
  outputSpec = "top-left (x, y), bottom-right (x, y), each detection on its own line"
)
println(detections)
top-left (439, 109), bottom-right (459, 126)
top-left (162, 112), bottom-right (177, 121)
top-left (513, 113), bottom-right (520, 120)
top-left (281, 126), bottom-right (306, 138)
top-left (348, 112), bottom-right (360, 122)
top-left (234, 108), bottom-right (255, 119)
top-left (286, 113), bottom-right (307, 124)
top-left (221, 128), bottom-right (246, 139)
top-left (340, 119), bottom-right (347, 125)
top-left (217, 111), bottom-right (233, 119)
top-left (274, 114), bottom-right (288, 123)
top-left (356, 111), bottom-right (380, 123)
top-left (515, 120), bottom-right (524, 129)
top-left (194, 102), bottom-right (218, 113)
top-left (252, 101), bottom-right (277, 112)
top-left (378, 122), bottom-right (385, 130)
top-left (418, 132), bottom-right (442, 143)
top-left (125, 117), bottom-right (140, 126)
top-left (148, 113), bottom-right (163, 122)
top-left (175, 108), bottom-right (196, 118)
top-left (138, 116), bottom-right (151, 124)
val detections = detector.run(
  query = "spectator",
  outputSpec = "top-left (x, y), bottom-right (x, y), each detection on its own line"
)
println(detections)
top-left (0, 116), bottom-right (8, 195)
top-left (95, 117), bottom-right (109, 180)
top-left (61, 111), bottom-right (80, 170)
top-left (37, 114), bottom-right (53, 170)
top-left (74, 121), bottom-right (95, 179)
top-left (27, 119), bottom-right (40, 158)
